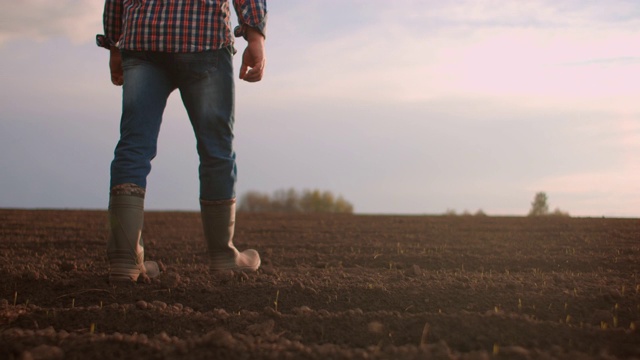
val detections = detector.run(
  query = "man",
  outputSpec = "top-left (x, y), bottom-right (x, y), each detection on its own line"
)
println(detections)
top-left (97, 0), bottom-right (267, 284)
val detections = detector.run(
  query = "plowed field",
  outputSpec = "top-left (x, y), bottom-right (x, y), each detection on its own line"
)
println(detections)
top-left (1, 209), bottom-right (639, 359)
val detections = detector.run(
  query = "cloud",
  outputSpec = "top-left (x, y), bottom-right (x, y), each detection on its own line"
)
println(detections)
top-left (0, 0), bottom-right (103, 46)
top-left (264, 0), bottom-right (640, 115)
top-left (403, 0), bottom-right (639, 28)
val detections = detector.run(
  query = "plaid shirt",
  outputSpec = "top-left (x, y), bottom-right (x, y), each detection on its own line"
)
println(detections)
top-left (98, 0), bottom-right (267, 52)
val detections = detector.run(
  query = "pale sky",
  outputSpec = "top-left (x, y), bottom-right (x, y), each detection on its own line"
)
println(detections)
top-left (1, 0), bottom-right (639, 217)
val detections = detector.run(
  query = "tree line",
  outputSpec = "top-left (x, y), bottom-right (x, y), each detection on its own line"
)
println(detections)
top-left (238, 188), bottom-right (354, 214)
top-left (239, 190), bottom-right (567, 217)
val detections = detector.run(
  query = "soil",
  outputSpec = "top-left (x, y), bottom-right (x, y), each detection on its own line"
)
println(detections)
top-left (0, 209), bottom-right (639, 359)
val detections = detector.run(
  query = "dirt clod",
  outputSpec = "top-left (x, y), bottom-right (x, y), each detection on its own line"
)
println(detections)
top-left (136, 300), bottom-right (148, 310)
top-left (160, 271), bottom-right (181, 289)
top-left (24, 344), bottom-right (64, 360)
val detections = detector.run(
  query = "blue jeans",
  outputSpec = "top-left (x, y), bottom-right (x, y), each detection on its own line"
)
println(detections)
top-left (110, 48), bottom-right (237, 201)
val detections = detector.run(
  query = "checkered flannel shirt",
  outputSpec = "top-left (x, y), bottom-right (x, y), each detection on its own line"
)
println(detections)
top-left (97, 0), bottom-right (267, 52)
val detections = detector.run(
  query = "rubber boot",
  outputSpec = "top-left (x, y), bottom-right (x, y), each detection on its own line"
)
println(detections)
top-left (107, 190), bottom-right (158, 283)
top-left (201, 199), bottom-right (260, 271)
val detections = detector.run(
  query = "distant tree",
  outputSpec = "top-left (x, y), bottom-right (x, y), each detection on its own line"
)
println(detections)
top-left (474, 209), bottom-right (487, 217)
top-left (333, 196), bottom-right (354, 214)
top-left (272, 188), bottom-right (300, 212)
top-left (444, 209), bottom-right (457, 216)
top-left (528, 192), bottom-right (570, 217)
top-left (444, 208), bottom-right (487, 216)
top-left (551, 207), bottom-right (570, 217)
top-left (299, 189), bottom-right (353, 213)
top-left (528, 192), bottom-right (549, 216)
top-left (300, 189), bottom-right (324, 213)
top-left (238, 191), bottom-right (271, 212)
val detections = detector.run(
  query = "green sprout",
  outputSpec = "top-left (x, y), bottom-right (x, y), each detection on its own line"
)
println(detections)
top-left (273, 290), bottom-right (280, 312)
top-left (600, 321), bottom-right (608, 330)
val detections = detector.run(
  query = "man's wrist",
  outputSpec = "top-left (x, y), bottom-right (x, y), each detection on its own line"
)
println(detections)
top-left (245, 26), bottom-right (265, 43)
top-left (97, 34), bottom-right (121, 50)
top-left (234, 23), bottom-right (266, 41)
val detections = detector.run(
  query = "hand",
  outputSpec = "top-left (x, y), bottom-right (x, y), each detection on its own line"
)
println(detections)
top-left (109, 47), bottom-right (124, 86)
top-left (239, 27), bottom-right (266, 82)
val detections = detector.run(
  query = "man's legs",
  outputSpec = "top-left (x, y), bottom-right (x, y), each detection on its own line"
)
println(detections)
top-left (108, 51), bottom-right (174, 283)
top-left (176, 49), bottom-right (237, 201)
top-left (176, 48), bottom-right (259, 271)
top-left (111, 51), bottom-right (174, 189)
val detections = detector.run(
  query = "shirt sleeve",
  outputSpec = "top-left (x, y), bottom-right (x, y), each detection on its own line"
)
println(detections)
top-left (232, 0), bottom-right (268, 39)
top-left (99, 0), bottom-right (123, 49)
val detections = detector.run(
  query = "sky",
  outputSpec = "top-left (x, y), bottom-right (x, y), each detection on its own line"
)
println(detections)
top-left (1, 0), bottom-right (639, 217)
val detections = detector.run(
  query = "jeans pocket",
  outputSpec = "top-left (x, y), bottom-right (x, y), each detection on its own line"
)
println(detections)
top-left (176, 50), bottom-right (221, 81)
top-left (121, 50), bottom-right (150, 70)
